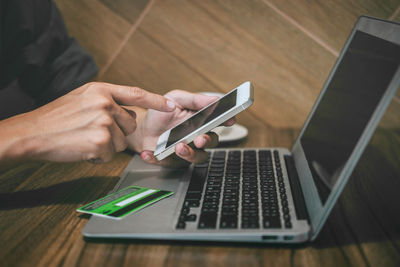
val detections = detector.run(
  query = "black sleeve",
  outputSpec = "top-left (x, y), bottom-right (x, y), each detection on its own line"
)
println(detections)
top-left (0, 0), bottom-right (97, 106)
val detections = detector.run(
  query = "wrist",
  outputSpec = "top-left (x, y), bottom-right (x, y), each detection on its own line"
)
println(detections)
top-left (125, 107), bottom-right (147, 152)
top-left (127, 130), bottom-right (144, 152)
top-left (0, 113), bottom-right (43, 168)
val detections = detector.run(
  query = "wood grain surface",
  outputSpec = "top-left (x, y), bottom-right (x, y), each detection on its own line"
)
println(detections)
top-left (1, 0), bottom-right (400, 266)
top-left (56, 0), bottom-right (400, 129)
top-left (102, 0), bottom-right (336, 128)
top-left (54, 0), bottom-right (143, 69)
top-left (1, 127), bottom-right (399, 267)
top-left (264, 0), bottom-right (399, 54)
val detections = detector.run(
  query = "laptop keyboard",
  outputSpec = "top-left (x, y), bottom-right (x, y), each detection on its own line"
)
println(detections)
top-left (176, 149), bottom-right (292, 230)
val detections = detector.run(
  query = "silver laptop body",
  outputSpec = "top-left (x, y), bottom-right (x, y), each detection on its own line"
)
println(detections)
top-left (82, 16), bottom-right (400, 243)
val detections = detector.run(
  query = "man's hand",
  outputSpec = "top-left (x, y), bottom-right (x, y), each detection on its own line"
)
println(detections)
top-left (0, 82), bottom-right (176, 169)
top-left (127, 90), bottom-right (235, 167)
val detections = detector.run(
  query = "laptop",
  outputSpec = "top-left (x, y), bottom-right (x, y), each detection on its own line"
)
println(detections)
top-left (83, 16), bottom-right (400, 243)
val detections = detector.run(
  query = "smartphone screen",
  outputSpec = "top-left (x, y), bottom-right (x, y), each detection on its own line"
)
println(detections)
top-left (165, 90), bottom-right (237, 147)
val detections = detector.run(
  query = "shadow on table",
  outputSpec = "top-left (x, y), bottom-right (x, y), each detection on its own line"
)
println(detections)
top-left (312, 139), bottom-right (400, 248)
top-left (0, 176), bottom-right (119, 210)
top-left (83, 235), bottom-right (310, 249)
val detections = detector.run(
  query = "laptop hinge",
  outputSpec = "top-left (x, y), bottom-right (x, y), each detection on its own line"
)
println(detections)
top-left (284, 155), bottom-right (310, 222)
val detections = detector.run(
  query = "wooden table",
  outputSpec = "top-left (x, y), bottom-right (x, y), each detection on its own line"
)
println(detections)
top-left (1, 122), bottom-right (400, 267)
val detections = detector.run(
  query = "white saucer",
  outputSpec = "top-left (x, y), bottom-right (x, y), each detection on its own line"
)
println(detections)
top-left (200, 91), bottom-right (249, 143)
top-left (212, 124), bottom-right (248, 142)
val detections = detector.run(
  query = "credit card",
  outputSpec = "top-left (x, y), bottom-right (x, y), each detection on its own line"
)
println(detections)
top-left (77, 186), bottom-right (173, 219)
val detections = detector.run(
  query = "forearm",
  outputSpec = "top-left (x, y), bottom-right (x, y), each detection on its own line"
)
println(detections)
top-left (0, 113), bottom-right (41, 171)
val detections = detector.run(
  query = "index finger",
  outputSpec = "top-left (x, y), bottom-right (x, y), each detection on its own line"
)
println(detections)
top-left (103, 83), bottom-right (176, 111)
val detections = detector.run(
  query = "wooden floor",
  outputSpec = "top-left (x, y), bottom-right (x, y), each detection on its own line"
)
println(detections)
top-left (1, 1), bottom-right (400, 267)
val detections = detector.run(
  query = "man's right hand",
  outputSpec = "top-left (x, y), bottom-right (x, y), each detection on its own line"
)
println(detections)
top-left (0, 82), bottom-right (176, 168)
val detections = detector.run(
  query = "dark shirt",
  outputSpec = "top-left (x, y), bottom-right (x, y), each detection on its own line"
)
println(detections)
top-left (0, 0), bottom-right (97, 120)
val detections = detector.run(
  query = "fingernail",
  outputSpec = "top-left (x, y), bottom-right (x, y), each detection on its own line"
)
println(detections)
top-left (143, 154), bottom-right (151, 161)
top-left (179, 145), bottom-right (189, 156)
top-left (166, 100), bottom-right (176, 110)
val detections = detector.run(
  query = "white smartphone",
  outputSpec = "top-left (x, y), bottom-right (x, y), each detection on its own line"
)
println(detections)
top-left (154, 81), bottom-right (254, 160)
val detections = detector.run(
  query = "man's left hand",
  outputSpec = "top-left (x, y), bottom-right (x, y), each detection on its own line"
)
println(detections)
top-left (126, 90), bottom-right (235, 167)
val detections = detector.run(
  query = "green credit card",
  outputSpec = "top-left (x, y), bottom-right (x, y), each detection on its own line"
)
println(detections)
top-left (77, 186), bottom-right (173, 219)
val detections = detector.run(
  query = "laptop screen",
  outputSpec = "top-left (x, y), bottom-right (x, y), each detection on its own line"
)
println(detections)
top-left (300, 30), bottom-right (400, 204)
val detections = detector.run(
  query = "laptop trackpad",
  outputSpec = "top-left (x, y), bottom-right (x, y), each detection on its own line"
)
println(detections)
top-left (82, 168), bottom-right (188, 236)
top-left (117, 169), bottom-right (185, 193)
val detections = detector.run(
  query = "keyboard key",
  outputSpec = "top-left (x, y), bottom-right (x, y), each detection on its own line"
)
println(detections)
top-left (187, 167), bottom-right (208, 193)
top-left (202, 201), bottom-right (219, 208)
top-left (176, 221), bottom-right (186, 229)
top-left (213, 151), bottom-right (226, 159)
top-left (210, 162), bottom-right (225, 168)
top-left (220, 216), bottom-right (238, 229)
top-left (208, 171), bottom-right (223, 177)
top-left (181, 207), bottom-right (190, 215)
top-left (198, 212), bottom-right (218, 229)
top-left (194, 162), bottom-right (209, 168)
top-left (184, 200), bottom-right (200, 208)
top-left (263, 217), bottom-right (281, 228)
top-left (185, 192), bottom-right (201, 200)
top-left (221, 207), bottom-right (237, 213)
top-left (186, 214), bottom-right (197, 222)
top-left (242, 221), bottom-right (259, 229)
top-left (283, 206), bottom-right (289, 214)
top-left (202, 207), bottom-right (218, 213)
